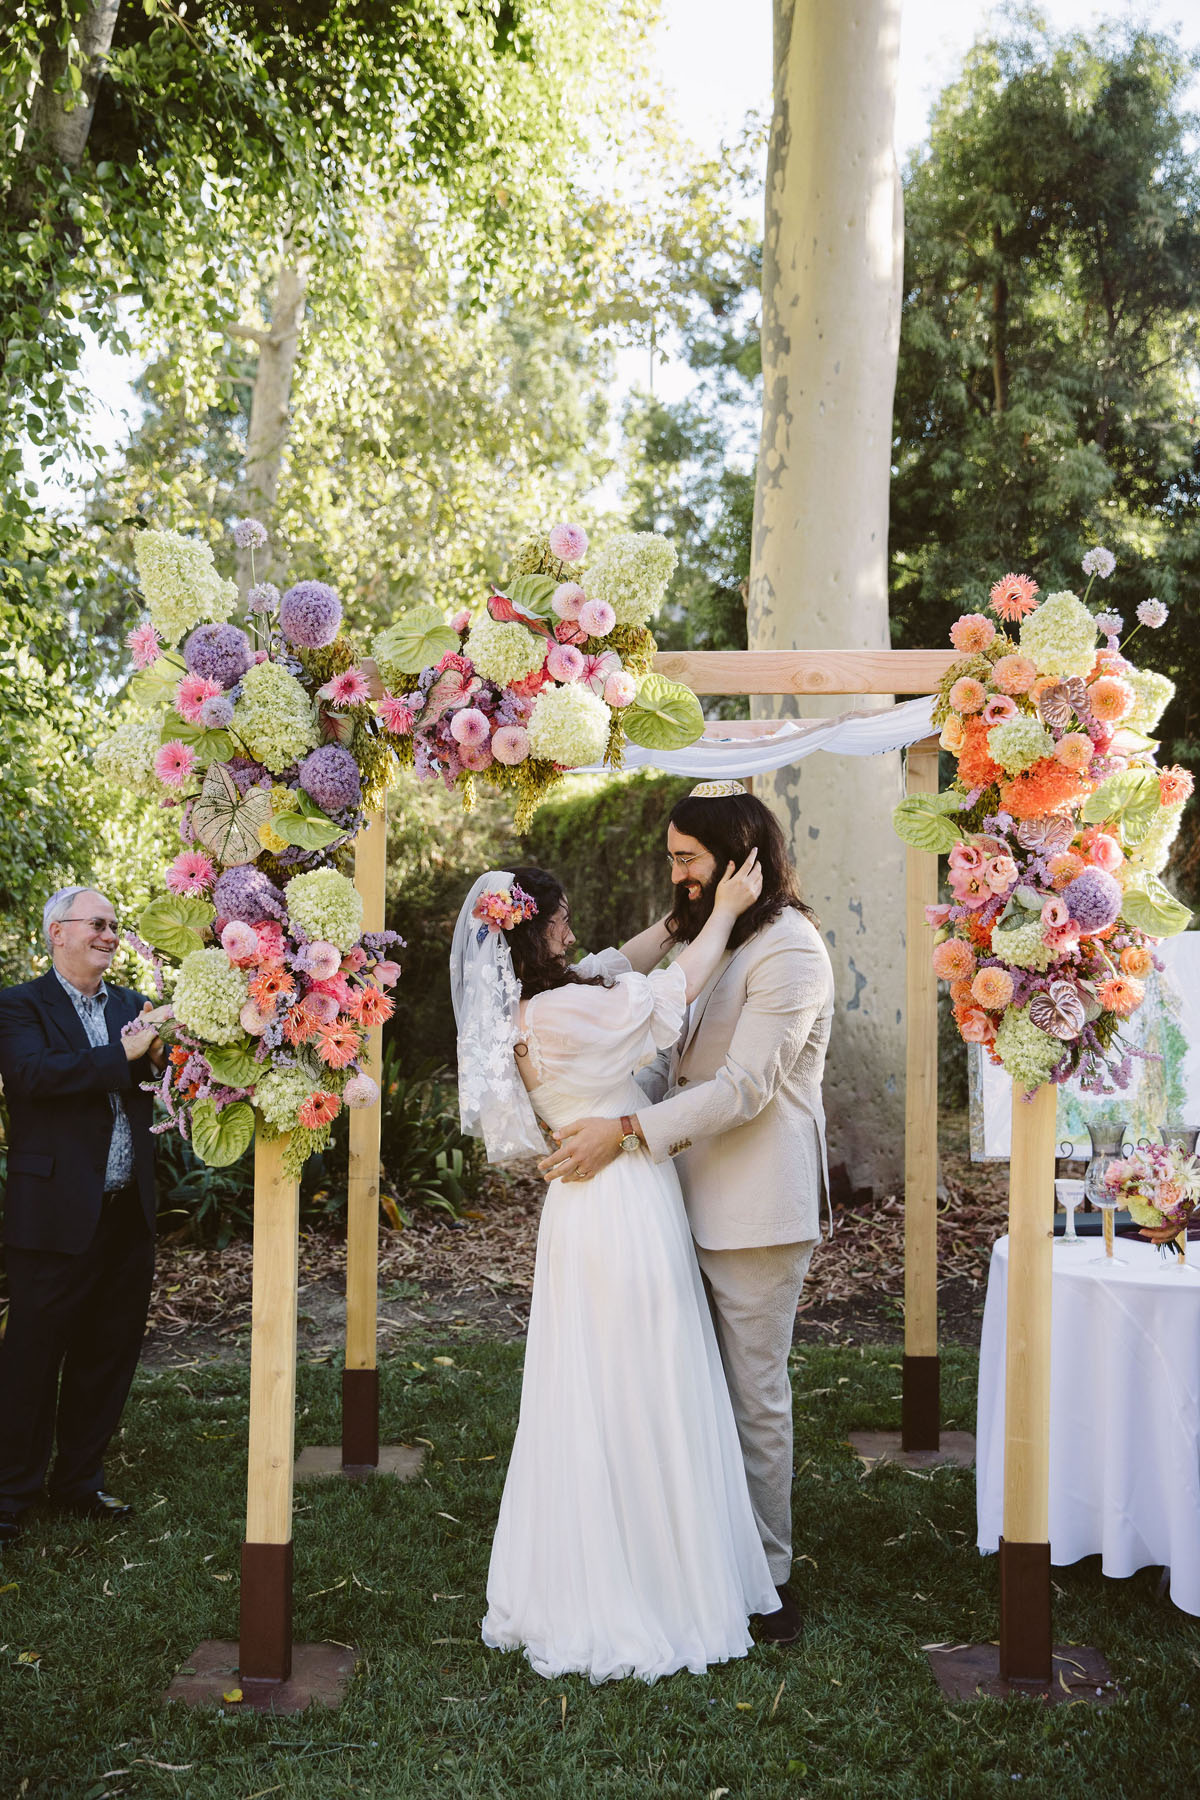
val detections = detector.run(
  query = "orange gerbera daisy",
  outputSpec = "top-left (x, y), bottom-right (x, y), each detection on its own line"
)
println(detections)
top-left (1159, 765), bottom-right (1195, 806)
top-left (169, 1046), bottom-right (190, 1070)
top-left (298, 1091), bottom-right (341, 1130)
top-left (249, 968), bottom-right (295, 1012)
top-left (999, 759), bottom-right (1087, 821)
top-left (1098, 976), bottom-right (1145, 1017)
top-left (353, 985), bottom-right (394, 1028)
top-left (988, 573), bottom-right (1040, 623)
top-left (283, 1002), bottom-right (322, 1046)
top-left (316, 1022), bottom-right (360, 1069)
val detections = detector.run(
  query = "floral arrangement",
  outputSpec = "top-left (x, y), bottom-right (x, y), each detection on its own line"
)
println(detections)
top-left (894, 551), bottom-right (1193, 1095)
top-left (472, 883), bottom-right (537, 937)
top-left (1103, 1143), bottom-right (1199, 1244)
top-left (369, 521), bottom-right (705, 830)
top-left (97, 520), bottom-right (404, 1174)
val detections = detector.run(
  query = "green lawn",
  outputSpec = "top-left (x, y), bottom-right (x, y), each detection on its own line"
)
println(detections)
top-left (1, 1342), bottom-right (1196, 1799)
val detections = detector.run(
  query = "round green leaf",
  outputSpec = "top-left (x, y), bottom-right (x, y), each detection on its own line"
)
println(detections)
top-left (891, 794), bottom-right (967, 854)
top-left (273, 810), bottom-right (346, 850)
top-left (622, 673), bottom-right (705, 751)
top-left (1080, 767), bottom-right (1160, 841)
top-left (204, 1039), bottom-right (261, 1089)
top-left (1120, 873), bottom-right (1193, 938)
top-left (159, 714), bottom-right (235, 765)
top-left (375, 604), bottom-right (459, 675)
top-left (129, 651), bottom-right (185, 713)
top-left (190, 1099), bottom-right (256, 1169)
top-left (138, 893), bottom-right (213, 962)
top-left (506, 574), bottom-right (558, 616)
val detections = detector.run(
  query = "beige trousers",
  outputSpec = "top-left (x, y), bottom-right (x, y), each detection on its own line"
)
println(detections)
top-left (695, 1238), bottom-right (817, 1586)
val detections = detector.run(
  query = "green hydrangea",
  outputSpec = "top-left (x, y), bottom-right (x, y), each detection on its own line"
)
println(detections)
top-left (284, 867), bottom-right (363, 950)
top-left (586, 532), bottom-right (678, 628)
top-left (1126, 800), bottom-right (1184, 875)
top-left (172, 949), bottom-right (248, 1045)
top-left (995, 1004), bottom-right (1063, 1094)
top-left (1124, 667), bottom-right (1175, 734)
top-left (255, 1063), bottom-right (319, 1134)
top-left (990, 918), bottom-right (1056, 971)
top-left (133, 528), bottom-right (238, 646)
top-left (94, 718), bottom-right (162, 798)
top-left (527, 682), bottom-right (612, 767)
top-left (1018, 590), bottom-right (1097, 678)
top-left (466, 617), bottom-right (545, 687)
top-left (986, 716), bottom-right (1055, 776)
top-left (234, 660), bottom-right (319, 773)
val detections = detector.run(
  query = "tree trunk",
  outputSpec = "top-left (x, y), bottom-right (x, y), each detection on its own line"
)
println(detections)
top-left (9, 0), bottom-right (122, 220)
top-left (228, 255), bottom-right (309, 585)
top-left (992, 225), bottom-right (1008, 414)
top-left (749, 0), bottom-right (906, 1201)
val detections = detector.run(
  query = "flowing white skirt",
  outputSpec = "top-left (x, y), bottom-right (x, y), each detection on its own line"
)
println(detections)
top-left (482, 1141), bottom-right (777, 1683)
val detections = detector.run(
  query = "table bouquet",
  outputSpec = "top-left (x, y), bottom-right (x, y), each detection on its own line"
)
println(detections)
top-left (1103, 1143), bottom-right (1199, 1255)
top-left (369, 521), bottom-right (704, 830)
top-left (97, 521), bottom-right (403, 1174)
top-left (893, 553), bottom-right (1193, 1095)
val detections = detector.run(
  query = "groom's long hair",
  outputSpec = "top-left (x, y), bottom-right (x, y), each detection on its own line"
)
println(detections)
top-left (503, 867), bottom-right (614, 998)
top-left (665, 792), bottom-right (817, 949)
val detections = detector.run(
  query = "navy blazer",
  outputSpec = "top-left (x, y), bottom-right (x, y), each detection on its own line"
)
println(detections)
top-left (0, 969), bottom-right (158, 1254)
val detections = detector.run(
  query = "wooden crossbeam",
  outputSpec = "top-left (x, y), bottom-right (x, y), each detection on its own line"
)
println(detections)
top-left (653, 649), bottom-right (957, 696)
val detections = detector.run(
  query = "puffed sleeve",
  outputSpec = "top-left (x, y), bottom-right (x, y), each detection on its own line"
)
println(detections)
top-left (523, 965), bottom-right (687, 1087)
top-left (574, 947), bottom-right (633, 981)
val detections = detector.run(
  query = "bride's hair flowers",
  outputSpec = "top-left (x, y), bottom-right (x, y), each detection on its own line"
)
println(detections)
top-left (473, 884), bottom-right (537, 933)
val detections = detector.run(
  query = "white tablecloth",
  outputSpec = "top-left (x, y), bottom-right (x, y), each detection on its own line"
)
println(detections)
top-left (976, 1234), bottom-right (1200, 1615)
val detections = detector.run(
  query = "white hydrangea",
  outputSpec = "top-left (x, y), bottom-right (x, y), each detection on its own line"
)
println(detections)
top-left (527, 682), bottom-right (612, 767)
top-left (1126, 800), bottom-right (1184, 876)
top-left (255, 1063), bottom-right (319, 1134)
top-left (1124, 667), bottom-right (1175, 734)
top-left (284, 867), bottom-right (363, 951)
top-left (585, 532), bottom-right (678, 628)
top-left (991, 918), bottom-right (1056, 972)
top-left (94, 718), bottom-right (162, 798)
top-left (986, 716), bottom-right (1054, 776)
top-left (465, 617), bottom-right (546, 687)
top-left (133, 528), bottom-right (238, 646)
top-left (1018, 590), bottom-right (1097, 678)
top-left (172, 949), bottom-right (248, 1045)
top-left (995, 1005), bottom-right (1063, 1095)
top-left (234, 660), bottom-right (319, 773)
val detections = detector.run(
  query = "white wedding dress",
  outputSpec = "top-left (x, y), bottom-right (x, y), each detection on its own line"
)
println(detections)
top-left (481, 950), bottom-right (777, 1683)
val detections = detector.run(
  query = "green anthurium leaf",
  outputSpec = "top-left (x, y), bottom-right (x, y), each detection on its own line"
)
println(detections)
top-left (1120, 873), bottom-right (1192, 938)
top-left (621, 673), bottom-right (705, 751)
top-left (203, 1038), bottom-right (261, 1089)
top-left (129, 650), bottom-right (186, 713)
top-left (1080, 766), bottom-right (1161, 840)
top-left (375, 604), bottom-right (459, 675)
top-left (506, 573), bottom-right (558, 616)
top-left (159, 714), bottom-right (235, 764)
top-left (191, 761), bottom-right (275, 866)
top-left (137, 893), bottom-right (213, 962)
top-left (190, 1098), bottom-right (256, 1169)
top-left (272, 810), bottom-right (346, 850)
top-left (891, 793), bottom-right (968, 854)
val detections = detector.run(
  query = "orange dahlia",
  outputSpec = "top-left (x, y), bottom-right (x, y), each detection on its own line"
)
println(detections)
top-left (988, 573), bottom-right (1039, 622)
top-left (992, 654), bottom-right (1038, 695)
top-left (1097, 976), bottom-right (1145, 1017)
top-left (1047, 851), bottom-right (1086, 891)
top-left (1159, 765), bottom-right (1195, 806)
top-left (999, 759), bottom-right (1087, 821)
top-left (949, 978), bottom-right (975, 1007)
top-left (956, 715), bottom-right (1004, 790)
top-left (932, 938), bottom-right (977, 982)
top-left (971, 966), bottom-right (1015, 1010)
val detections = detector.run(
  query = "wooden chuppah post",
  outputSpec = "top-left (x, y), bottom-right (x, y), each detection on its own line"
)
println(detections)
top-left (343, 803), bottom-right (387, 1469)
top-left (901, 737), bottom-right (941, 1451)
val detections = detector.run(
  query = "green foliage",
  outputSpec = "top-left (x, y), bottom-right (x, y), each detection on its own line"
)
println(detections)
top-left (622, 671), bottom-right (705, 751)
top-left (375, 1047), bottom-right (489, 1223)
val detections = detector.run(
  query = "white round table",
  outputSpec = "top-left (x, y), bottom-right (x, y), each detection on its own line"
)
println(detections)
top-left (976, 1233), bottom-right (1200, 1616)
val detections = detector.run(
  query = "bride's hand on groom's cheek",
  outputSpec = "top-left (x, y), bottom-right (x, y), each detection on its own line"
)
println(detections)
top-left (538, 1118), bottom-right (621, 1183)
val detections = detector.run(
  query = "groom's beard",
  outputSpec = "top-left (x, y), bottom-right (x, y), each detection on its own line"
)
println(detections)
top-left (667, 868), bottom-right (722, 943)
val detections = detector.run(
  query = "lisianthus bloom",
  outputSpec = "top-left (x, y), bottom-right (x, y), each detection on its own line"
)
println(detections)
top-left (948, 842), bottom-right (985, 874)
top-left (449, 706), bottom-right (491, 747)
top-left (1041, 896), bottom-right (1070, 930)
top-left (1098, 975), bottom-right (1145, 1017)
top-left (341, 945), bottom-right (368, 973)
top-left (1055, 733), bottom-right (1094, 772)
top-left (373, 958), bottom-right (401, 987)
top-left (221, 920), bottom-right (260, 963)
top-left (1159, 765), bottom-right (1194, 805)
top-left (126, 621), bottom-right (163, 668)
top-left (984, 854), bottom-right (1018, 894)
top-left (1120, 944), bottom-right (1153, 978)
top-left (932, 937), bottom-right (977, 982)
top-left (316, 1022), bottom-right (360, 1069)
top-left (948, 676), bottom-right (987, 715)
top-left (298, 1091), bottom-right (341, 1129)
top-left (949, 613), bottom-right (996, 654)
top-left (940, 715), bottom-right (966, 753)
top-left (959, 1008), bottom-right (997, 1044)
top-left (949, 868), bottom-right (992, 908)
top-left (924, 903), bottom-right (953, 927)
top-left (154, 740), bottom-right (197, 789)
top-left (175, 674), bottom-right (223, 724)
top-left (982, 695), bottom-right (1018, 726)
top-left (378, 692), bottom-right (414, 735)
top-left (1087, 675), bottom-right (1135, 723)
top-left (319, 665), bottom-right (372, 707)
top-left (1079, 827), bottom-right (1123, 873)
top-left (166, 849), bottom-right (216, 895)
top-left (989, 573), bottom-right (1039, 622)
top-left (992, 655), bottom-right (1037, 695)
top-left (972, 966), bottom-right (1014, 1009)
top-left (250, 968), bottom-right (295, 1012)
top-left (1043, 920), bottom-right (1082, 957)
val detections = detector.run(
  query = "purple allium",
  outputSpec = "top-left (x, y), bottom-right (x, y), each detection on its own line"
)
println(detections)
top-left (297, 743), bottom-right (361, 813)
top-left (1137, 598), bottom-right (1168, 628)
top-left (233, 518), bottom-right (268, 550)
top-left (212, 865), bottom-right (286, 925)
top-left (1064, 867), bottom-right (1122, 933)
top-left (1095, 612), bottom-right (1123, 636)
top-left (279, 580), bottom-right (342, 648)
top-left (199, 694), bottom-right (235, 729)
top-left (1082, 547), bottom-right (1115, 579)
top-left (248, 582), bottom-right (280, 615)
top-left (548, 522), bottom-right (588, 562)
top-left (184, 622), bottom-right (253, 688)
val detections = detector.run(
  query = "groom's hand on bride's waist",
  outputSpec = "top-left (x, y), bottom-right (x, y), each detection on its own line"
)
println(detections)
top-left (538, 1115), bottom-right (644, 1183)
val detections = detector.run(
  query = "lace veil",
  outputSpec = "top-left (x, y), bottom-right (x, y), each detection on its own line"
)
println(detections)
top-left (450, 871), bottom-right (546, 1164)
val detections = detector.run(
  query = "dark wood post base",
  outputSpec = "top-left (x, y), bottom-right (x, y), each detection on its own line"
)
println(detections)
top-left (239, 1539), bottom-right (294, 1686)
top-left (901, 1353), bottom-right (940, 1451)
top-left (341, 1366), bottom-right (380, 1470)
top-left (998, 1536), bottom-right (1052, 1683)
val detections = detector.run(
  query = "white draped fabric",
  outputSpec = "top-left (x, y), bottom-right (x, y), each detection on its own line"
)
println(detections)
top-left (582, 695), bottom-right (937, 778)
top-left (976, 1234), bottom-right (1200, 1616)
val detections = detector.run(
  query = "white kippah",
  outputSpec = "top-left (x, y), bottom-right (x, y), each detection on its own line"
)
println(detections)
top-left (688, 780), bottom-right (747, 799)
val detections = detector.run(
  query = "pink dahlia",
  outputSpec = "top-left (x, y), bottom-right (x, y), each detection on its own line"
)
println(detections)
top-left (459, 741), bottom-right (495, 772)
top-left (154, 741), bottom-right (197, 789)
top-left (126, 621), bottom-right (163, 669)
top-left (552, 582), bottom-right (586, 621)
top-left (546, 643), bottom-right (585, 683)
top-left (948, 677), bottom-right (987, 715)
top-left (449, 706), bottom-right (491, 748)
top-left (166, 849), bottom-right (216, 895)
top-left (319, 665), bottom-right (371, 707)
top-left (300, 940), bottom-right (342, 981)
top-left (548, 522), bottom-right (588, 562)
top-left (175, 674), bottom-right (223, 724)
top-left (343, 1073), bottom-right (381, 1109)
top-left (491, 725), bottom-right (531, 765)
top-left (578, 599), bottom-right (616, 638)
top-left (304, 990), bottom-right (340, 1026)
top-left (604, 671), bottom-right (637, 708)
top-left (378, 691), bottom-right (415, 735)
top-left (988, 573), bottom-right (1040, 623)
top-left (949, 613), bottom-right (996, 654)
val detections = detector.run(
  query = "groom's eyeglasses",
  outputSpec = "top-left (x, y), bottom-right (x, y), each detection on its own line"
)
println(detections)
top-left (60, 915), bottom-right (120, 934)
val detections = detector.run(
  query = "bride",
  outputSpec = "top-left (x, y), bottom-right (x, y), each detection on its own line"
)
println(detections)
top-left (450, 859), bottom-right (779, 1683)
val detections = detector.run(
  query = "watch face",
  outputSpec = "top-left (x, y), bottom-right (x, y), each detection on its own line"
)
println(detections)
top-left (621, 1133), bottom-right (639, 1152)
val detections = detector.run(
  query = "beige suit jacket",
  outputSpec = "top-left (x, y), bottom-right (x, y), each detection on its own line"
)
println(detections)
top-left (636, 908), bottom-right (834, 1251)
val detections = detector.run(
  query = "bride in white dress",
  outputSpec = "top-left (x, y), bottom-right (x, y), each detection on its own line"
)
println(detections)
top-left (450, 860), bottom-right (778, 1683)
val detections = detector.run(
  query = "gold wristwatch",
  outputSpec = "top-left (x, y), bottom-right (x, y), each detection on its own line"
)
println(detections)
top-left (619, 1115), bottom-right (640, 1153)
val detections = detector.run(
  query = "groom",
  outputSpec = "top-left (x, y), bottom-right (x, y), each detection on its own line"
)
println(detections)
top-left (542, 782), bottom-right (835, 1644)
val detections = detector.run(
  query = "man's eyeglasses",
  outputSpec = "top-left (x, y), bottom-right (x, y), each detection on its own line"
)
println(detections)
top-left (59, 916), bottom-right (120, 935)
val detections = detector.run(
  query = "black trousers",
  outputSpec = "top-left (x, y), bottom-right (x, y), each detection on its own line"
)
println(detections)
top-left (0, 1184), bottom-right (155, 1510)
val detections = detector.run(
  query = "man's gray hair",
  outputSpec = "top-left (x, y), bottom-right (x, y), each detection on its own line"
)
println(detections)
top-left (43, 885), bottom-right (100, 949)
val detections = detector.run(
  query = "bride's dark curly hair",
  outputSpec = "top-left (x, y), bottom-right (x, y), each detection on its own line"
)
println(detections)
top-left (502, 866), bottom-right (613, 999)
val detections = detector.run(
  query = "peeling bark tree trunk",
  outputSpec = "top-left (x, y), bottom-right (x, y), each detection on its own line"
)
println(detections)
top-left (227, 255), bottom-right (309, 586)
top-left (749, 0), bottom-right (906, 1201)
top-left (9, 0), bottom-right (122, 219)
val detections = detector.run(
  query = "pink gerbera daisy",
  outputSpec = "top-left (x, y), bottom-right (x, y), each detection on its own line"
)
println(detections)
top-left (126, 621), bottom-right (163, 669)
top-left (988, 573), bottom-right (1040, 623)
top-left (165, 849), bottom-right (217, 895)
top-left (319, 665), bottom-right (371, 707)
top-left (316, 1022), bottom-right (361, 1069)
top-left (175, 674), bottom-right (223, 724)
top-left (154, 741), bottom-right (197, 789)
top-left (377, 691), bottom-right (414, 735)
